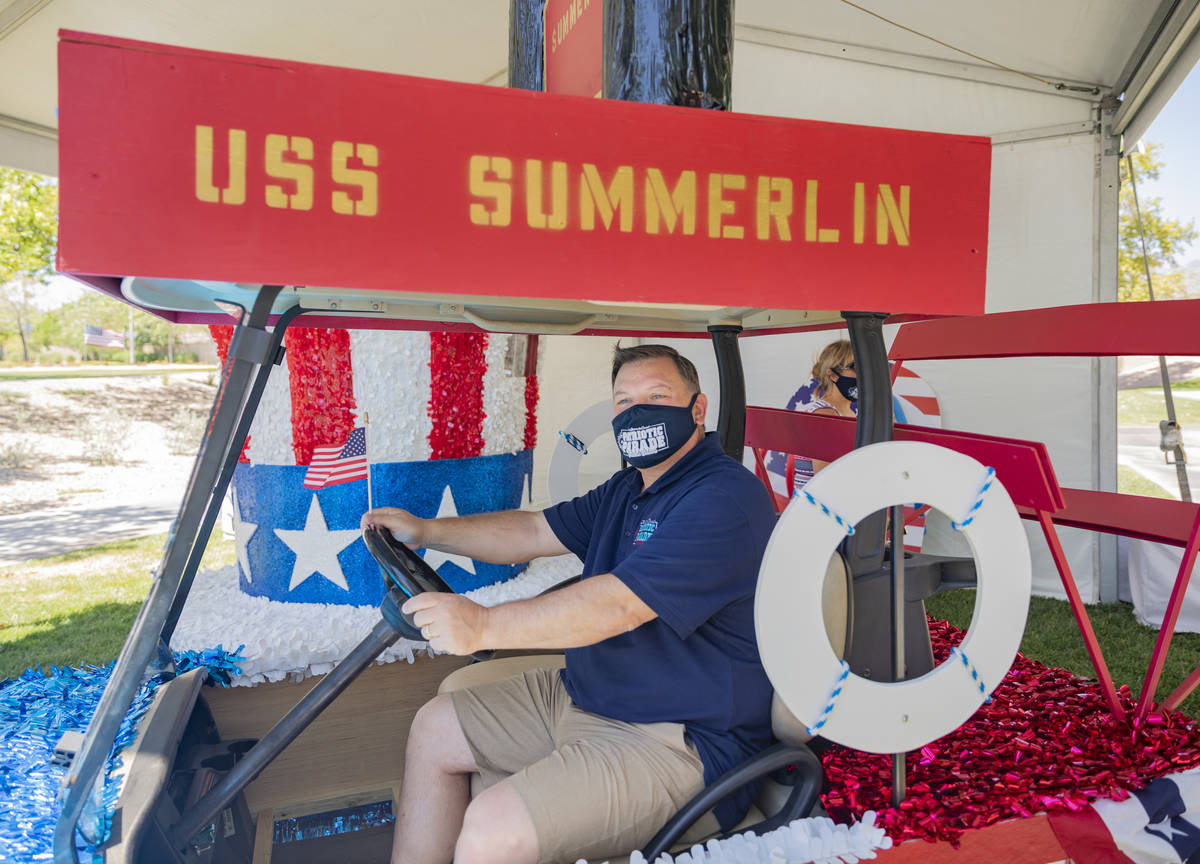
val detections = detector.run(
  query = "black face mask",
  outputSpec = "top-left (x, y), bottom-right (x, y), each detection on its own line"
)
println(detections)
top-left (612, 393), bottom-right (699, 469)
top-left (834, 374), bottom-right (858, 403)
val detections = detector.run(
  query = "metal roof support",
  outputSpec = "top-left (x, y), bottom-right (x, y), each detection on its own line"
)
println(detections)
top-left (1094, 104), bottom-right (1121, 603)
top-left (1113, 0), bottom-right (1200, 148)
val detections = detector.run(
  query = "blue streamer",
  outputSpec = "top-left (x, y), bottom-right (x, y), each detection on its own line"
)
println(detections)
top-left (0, 645), bottom-right (247, 861)
top-left (950, 645), bottom-right (991, 703)
top-left (799, 490), bottom-right (856, 535)
top-left (951, 466), bottom-right (996, 531)
top-left (804, 660), bottom-right (851, 737)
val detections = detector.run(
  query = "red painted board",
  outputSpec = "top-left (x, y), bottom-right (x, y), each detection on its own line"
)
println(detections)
top-left (57, 31), bottom-right (990, 316)
top-left (888, 299), bottom-right (1200, 361)
top-left (879, 814), bottom-right (1072, 863)
top-left (544, 0), bottom-right (602, 97)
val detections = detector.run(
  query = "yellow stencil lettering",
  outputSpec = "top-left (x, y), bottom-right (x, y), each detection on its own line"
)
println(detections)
top-left (804, 180), bottom-right (839, 243)
top-left (264, 134), bottom-right (314, 211)
top-left (853, 182), bottom-right (866, 244)
top-left (755, 176), bottom-right (792, 241)
top-left (330, 141), bottom-right (379, 217)
top-left (644, 169), bottom-right (696, 235)
top-left (195, 126), bottom-right (246, 205)
top-left (468, 155), bottom-right (513, 227)
top-left (525, 160), bottom-right (568, 230)
top-left (580, 164), bottom-right (634, 232)
top-left (708, 174), bottom-right (745, 239)
top-left (875, 184), bottom-right (911, 245)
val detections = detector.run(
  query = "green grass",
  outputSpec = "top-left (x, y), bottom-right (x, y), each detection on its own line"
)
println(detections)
top-left (0, 532), bottom-right (235, 680)
top-left (1119, 387), bottom-right (1200, 427)
top-left (0, 366), bottom-right (216, 382)
top-left (1172, 378), bottom-right (1200, 390)
top-left (926, 590), bottom-right (1200, 718)
top-left (1118, 464), bottom-right (1174, 499)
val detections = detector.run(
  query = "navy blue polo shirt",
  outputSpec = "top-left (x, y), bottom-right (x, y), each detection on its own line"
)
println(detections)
top-left (543, 431), bottom-right (776, 830)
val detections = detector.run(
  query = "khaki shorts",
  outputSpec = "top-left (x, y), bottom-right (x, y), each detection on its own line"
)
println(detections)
top-left (450, 666), bottom-right (720, 864)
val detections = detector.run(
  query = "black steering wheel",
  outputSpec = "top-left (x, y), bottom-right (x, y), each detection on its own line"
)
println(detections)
top-left (363, 525), bottom-right (493, 661)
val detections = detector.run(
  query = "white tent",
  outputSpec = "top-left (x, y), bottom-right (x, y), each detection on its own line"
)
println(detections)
top-left (2, 0), bottom-right (1198, 600)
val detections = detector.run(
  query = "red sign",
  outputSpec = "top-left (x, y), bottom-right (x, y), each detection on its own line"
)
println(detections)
top-left (57, 31), bottom-right (991, 316)
top-left (544, 0), bottom-right (602, 97)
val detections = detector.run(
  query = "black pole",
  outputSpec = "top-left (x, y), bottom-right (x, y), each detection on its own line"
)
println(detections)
top-left (509, 0), bottom-right (546, 90)
top-left (171, 617), bottom-right (403, 851)
top-left (840, 312), bottom-right (893, 576)
top-left (708, 325), bottom-right (745, 460)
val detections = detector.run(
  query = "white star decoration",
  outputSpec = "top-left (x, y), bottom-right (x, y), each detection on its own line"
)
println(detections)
top-left (232, 489), bottom-right (258, 583)
top-left (274, 495), bottom-right (361, 592)
top-left (1148, 816), bottom-right (1188, 841)
top-left (421, 485), bottom-right (477, 575)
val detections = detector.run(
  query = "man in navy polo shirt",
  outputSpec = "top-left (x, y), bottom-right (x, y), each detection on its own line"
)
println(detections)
top-left (365, 345), bottom-right (777, 864)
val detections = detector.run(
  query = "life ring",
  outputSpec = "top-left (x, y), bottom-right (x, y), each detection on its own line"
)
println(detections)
top-left (547, 399), bottom-right (614, 504)
top-left (755, 441), bottom-right (1030, 754)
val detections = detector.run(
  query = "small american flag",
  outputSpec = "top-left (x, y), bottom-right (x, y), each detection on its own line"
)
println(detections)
top-left (83, 324), bottom-right (125, 349)
top-left (303, 427), bottom-right (369, 490)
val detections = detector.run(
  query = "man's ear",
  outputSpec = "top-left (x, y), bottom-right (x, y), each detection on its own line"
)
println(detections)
top-left (693, 393), bottom-right (708, 425)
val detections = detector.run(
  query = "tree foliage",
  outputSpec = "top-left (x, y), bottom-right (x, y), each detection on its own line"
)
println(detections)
top-left (0, 167), bottom-right (58, 361)
top-left (1119, 142), bottom-right (1198, 302)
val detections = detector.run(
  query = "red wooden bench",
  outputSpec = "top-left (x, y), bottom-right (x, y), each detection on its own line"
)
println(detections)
top-left (883, 299), bottom-right (1200, 721)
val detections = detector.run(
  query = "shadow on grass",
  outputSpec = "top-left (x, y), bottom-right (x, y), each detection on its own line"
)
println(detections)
top-left (0, 600), bottom-right (142, 681)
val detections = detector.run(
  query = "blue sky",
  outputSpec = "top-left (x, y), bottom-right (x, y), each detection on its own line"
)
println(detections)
top-left (1137, 62), bottom-right (1200, 264)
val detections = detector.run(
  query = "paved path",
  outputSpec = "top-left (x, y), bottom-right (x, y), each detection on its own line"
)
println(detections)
top-left (1118, 425), bottom-right (1199, 500)
top-left (0, 497), bottom-right (184, 565)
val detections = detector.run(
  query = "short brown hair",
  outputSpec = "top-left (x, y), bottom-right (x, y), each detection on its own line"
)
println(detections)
top-left (812, 339), bottom-right (853, 398)
top-left (611, 344), bottom-right (700, 394)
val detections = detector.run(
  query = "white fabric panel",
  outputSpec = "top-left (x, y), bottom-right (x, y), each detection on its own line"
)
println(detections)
top-left (1130, 540), bottom-right (1200, 633)
top-left (731, 41), bottom-right (1093, 136)
top-left (246, 348), bottom-right (295, 465)
top-left (481, 334), bottom-right (530, 457)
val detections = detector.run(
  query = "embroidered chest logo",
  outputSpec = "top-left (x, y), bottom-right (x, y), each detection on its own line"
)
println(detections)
top-left (634, 519), bottom-right (658, 544)
top-left (616, 423), bottom-right (668, 458)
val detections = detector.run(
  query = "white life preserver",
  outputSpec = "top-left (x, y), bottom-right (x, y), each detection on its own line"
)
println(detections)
top-left (547, 399), bottom-right (614, 504)
top-left (755, 441), bottom-right (1031, 755)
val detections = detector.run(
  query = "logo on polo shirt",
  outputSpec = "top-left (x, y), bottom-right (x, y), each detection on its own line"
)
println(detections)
top-left (634, 519), bottom-right (658, 544)
top-left (616, 423), bottom-right (668, 459)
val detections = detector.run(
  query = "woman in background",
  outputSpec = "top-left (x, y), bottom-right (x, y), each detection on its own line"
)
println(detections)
top-left (793, 339), bottom-right (858, 490)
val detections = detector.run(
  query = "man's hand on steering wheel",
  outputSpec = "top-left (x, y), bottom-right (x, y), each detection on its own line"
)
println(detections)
top-left (362, 507), bottom-right (426, 546)
top-left (403, 592), bottom-right (487, 656)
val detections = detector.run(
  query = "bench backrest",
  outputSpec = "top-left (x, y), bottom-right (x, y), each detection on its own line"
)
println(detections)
top-left (744, 407), bottom-right (1064, 513)
top-left (887, 298), bottom-right (1200, 362)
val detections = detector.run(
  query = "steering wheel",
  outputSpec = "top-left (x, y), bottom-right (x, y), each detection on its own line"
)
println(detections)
top-left (363, 525), bottom-right (493, 661)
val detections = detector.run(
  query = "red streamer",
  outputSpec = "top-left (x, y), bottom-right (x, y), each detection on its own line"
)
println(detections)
top-left (428, 332), bottom-right (487, 460)
top-left (285, 328), bottom-right (358, 465)
top-left (523, 375), bottom-right (539, 450)
top-left (207, 324), bottom-right (250, 462)
top-left (820, 617), bottom-right (1200, 847)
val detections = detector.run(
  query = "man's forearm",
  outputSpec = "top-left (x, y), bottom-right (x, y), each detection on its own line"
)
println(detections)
top-left (422, 509), bottom-right (566, 564)
top-left (478, 574), bottom-right (656, 649)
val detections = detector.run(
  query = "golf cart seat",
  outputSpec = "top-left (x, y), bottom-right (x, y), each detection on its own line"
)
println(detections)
top-left (435, 552), bottom-right (850, 864)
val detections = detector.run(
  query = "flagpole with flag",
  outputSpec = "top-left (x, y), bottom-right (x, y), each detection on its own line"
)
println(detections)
top-left (365, 412), bottom-right (373, 512)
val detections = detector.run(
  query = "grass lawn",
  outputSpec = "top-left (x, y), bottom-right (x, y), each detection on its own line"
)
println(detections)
top-left (0, 532), bottom-right (235, 680)
top-left (926, 590), bottom-right (1200, 719)
top-left (0, 365), bottom-right (216, 381)
top-left (1119, 386), bottom-right (1200, 427)
top-left (1118, 463), bottom-right (1175, 498)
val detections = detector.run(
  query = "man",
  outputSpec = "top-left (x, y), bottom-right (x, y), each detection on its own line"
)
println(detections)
top-left (364, 344), bottom-right (777, 864)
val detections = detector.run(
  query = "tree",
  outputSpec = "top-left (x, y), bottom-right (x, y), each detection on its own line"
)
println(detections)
top-left (0, 167), bottom-right (58, 361)
top-left (1119, 142), bottom-right (1198, 302)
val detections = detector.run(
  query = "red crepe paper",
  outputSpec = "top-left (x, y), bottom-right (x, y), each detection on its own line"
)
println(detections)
top-left (523, 375), bottom-right (539, 450)
top-left (284, 328), bottom-right (358, 465)
top-left (820, 617), bottom-right (1200, 847)
top-left (428, 332), bottom-right (487, 460)
top-left (207, 324), bottom-right (250, 462)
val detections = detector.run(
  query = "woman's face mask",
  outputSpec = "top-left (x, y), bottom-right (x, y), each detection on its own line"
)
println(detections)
top-left (612, 392), bottom-right (699, 468)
